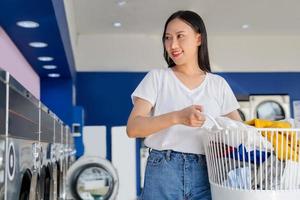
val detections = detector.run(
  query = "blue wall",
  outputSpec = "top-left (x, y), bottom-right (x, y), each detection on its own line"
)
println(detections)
top-left (220, 72), bottom-right (300, 116)
top-left (76, 71), bottom-right (300, 195)
top-left (77, 72), bottom-right (300, 127)
top-left (41, 78), bottom-right (74, 126)
top-left (76, 72), bottom-right (146, 161)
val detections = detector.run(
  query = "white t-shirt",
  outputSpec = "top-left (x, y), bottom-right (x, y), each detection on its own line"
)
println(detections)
top-left (131, 68), bottom-right (240, 154)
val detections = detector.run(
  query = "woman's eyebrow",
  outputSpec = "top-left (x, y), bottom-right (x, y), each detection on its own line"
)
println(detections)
top-left (165, 31), bottom-right (186, 35)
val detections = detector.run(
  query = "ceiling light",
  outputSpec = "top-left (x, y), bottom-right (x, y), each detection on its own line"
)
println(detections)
top-left (117, 1), bottom-right (127, 6)
top-left (242, 24), bottom-right (249, 29)
top-left (43, 65), bottom-right (57, 70)
top-left (16, 21), bottom-right (39, 28)
top-left (38, 56), bottom-right (54, 61)
top-left (48, 73), bottom-right (60, 78)
top-left (113, 22), bottom-right (122, 27)
top-left (29, 42), bottom-right (48, 48)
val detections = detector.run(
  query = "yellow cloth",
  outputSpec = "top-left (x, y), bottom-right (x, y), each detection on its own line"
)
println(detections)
top-left (246, 119), bottom-right (299, 161)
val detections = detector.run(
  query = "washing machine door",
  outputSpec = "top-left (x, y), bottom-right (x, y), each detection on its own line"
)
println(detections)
top-left (28, 172), bottom-right (40, 200)
top-left (51, 163), bottom-right (58, 199)
top-left (237, 109), bottom-right (246, 121)
top-left (19, 170), bottom-right (39, 200)
top-left (256, 101), bottom-right (286, 120)
top-left (67, 157), bottom-right (118, 200)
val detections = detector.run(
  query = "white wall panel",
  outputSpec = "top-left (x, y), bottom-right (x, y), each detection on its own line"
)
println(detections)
top-left (82, 126), bottom-right (106, 158)
top-left (111, 126), bottom-right (137, 200)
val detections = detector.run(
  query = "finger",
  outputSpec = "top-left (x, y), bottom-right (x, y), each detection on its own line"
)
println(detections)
top-left (191, 122), bottom-right (204, 127)
top-left (194, 105), bottom-right (203, 112)
top-left (195, 113), bottom-right (205, 121)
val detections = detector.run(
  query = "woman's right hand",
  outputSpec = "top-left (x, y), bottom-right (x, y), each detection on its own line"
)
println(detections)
top-left (176, 105), bottom-right (206, 127)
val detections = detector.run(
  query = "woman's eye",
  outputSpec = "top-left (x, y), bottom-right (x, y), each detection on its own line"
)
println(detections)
top-left (178, 34), bottom-right (184, 39)
top-left (164, 36), bottom-right (170, 40)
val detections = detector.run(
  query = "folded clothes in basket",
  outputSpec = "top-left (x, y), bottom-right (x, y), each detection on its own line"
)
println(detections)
top-left (229, 144), bottom-right (271, 165)
top-left (246, 119), bottom-right (300, 161)
top-left (209, 117), bottom-right (273, 152)
top-left (224, 167), bottom-right (251, 189)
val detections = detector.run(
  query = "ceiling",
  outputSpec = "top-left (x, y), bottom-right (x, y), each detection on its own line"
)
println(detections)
top-left (68, 0), bottom-right (300, 72)
top-left (73, 0), bottom-right (300, 36)
top-left (0, 0), bottom-right (75, 79)
top-left (1, 0), bottom-right (300, 76)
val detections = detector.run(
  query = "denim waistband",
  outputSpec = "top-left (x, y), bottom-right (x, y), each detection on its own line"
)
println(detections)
top-left (150, 149), bottom-right (206, 162)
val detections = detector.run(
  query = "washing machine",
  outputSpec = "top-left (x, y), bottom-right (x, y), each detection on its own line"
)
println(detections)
top-left (57, 124), bottom-right (67, 199)
top-left (67, 128), bottom-right (76, 168)
top-left (39, 104), bottom-right (56, 200)
top-left (236, 95), bottom-right (251, 121)
top-left (54, 117), bottom-right (63, 200)
top-left (238, 101), bottom-right (251, 121)
top-left (0, 69), bottom-right (7, 199)
top-left (4, 71), bottom-right (41, 200)
top-left (65, 124), bottom-right (119, 200)
top-left (249, 95), bottom-right (291, 121)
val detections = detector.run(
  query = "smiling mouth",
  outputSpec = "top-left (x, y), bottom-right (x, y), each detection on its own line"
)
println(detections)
top-left (171, 51), bottom-right (182, 59)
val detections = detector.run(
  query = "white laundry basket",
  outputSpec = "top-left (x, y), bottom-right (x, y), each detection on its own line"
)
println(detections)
top-left (203, 126), bottom-right (300, 200)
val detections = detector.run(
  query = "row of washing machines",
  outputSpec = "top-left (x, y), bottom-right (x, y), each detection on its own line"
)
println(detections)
top-left (0, 69), bottom-right (75, 200)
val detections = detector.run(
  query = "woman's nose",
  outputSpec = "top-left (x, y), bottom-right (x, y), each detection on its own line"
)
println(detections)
top-left (171, 38), bottom-right (179, 49)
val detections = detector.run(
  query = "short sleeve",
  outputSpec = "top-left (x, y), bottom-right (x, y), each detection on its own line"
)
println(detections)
top-left (220, 78), bottom-right (240, 115)
top-left (131, 69), bottom-right (160, 106)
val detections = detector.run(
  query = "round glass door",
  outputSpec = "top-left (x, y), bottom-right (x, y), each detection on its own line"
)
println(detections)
top-left (256, 101), bottom-right (285, 120)
top-left (237, 109), bottom-right (246, 121)
top-left (75, 165), bottom-right (114, 200)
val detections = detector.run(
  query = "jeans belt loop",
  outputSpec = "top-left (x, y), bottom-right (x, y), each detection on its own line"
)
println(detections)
top-left (166, 150), bottom-right (171, 161)
top-left (148, 148), bottom-right (152, 154)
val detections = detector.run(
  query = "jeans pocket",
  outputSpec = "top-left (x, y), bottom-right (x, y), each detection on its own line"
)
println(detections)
top-left (147, 151), bottom-right (165, 167)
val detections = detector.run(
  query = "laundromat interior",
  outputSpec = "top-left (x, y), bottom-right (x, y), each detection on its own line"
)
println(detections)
top-left (1, 0), bottom-right (300, 200)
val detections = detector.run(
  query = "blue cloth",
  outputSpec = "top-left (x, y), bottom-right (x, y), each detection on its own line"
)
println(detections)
top-left (139, 149), bottom-right (211, 200)
top-left (229, 144), bottom-right (271, 165)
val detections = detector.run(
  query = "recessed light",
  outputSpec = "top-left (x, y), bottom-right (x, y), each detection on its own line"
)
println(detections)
top-left (117, 1), bottom-right (126, 6)
top-left (16, 21), bottom-right (39, 28)
top-left (48, 73), bottom-right (60, 78)
top-left (38, 56), bottom-right (54, 61)
top-left (113, 22), bottom-right (122, 27)
top-left (242, 24), bottom-right (249, 29)
top-left (29, 42), bottom-right (48, 48)
top-left (43, 65), bottom-right (57, 70)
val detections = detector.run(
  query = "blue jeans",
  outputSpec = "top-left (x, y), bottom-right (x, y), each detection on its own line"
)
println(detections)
top-left (140, 149), bottom-right (211, 200)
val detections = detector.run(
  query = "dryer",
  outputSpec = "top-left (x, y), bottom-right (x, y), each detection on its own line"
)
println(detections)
top-left (249, 95), bottom-right (291, 121)
top-left (39, 104), bottom-right (55, 200)
top-left (0, 69), bottom-right (6, 199)
top-left (238, 101), bottom-right (251, 121)
top-left (65, 126), bottom-right (119, 200)
top-left (3, 71), bottom-right (41, 200)
top-left (54, 117), bottom-right (63, 200)
top-left (67, 128), bottom-right (76, 168)
top-left (66, 157), bottom-right (119, 200)
top-left (58, 125), bottom-right (67, 199)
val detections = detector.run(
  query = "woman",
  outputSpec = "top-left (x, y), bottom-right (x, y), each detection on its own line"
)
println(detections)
top-left (127, 10), bottom-right (241, 200)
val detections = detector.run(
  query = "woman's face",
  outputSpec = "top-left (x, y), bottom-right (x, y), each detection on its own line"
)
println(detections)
top-left (164, 18), bottom-right (201, 66)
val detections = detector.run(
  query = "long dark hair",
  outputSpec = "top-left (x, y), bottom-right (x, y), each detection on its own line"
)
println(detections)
top-left (162, 10), bottom-right (211, 72)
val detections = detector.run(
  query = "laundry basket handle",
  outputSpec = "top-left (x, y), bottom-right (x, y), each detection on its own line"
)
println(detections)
top-left (203, 113), bottom-right (223, 130)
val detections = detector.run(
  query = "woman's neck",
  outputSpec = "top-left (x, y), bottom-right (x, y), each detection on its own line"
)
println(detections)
top-left (173, 63), bottom-right (204, 75)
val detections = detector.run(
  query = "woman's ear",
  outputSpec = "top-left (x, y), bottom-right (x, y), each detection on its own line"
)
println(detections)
top-left (197, 33), bottom-right (202, 46)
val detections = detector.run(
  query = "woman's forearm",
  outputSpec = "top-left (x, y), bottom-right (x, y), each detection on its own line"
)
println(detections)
top-left (126, 111), bottom-right (179, 138)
